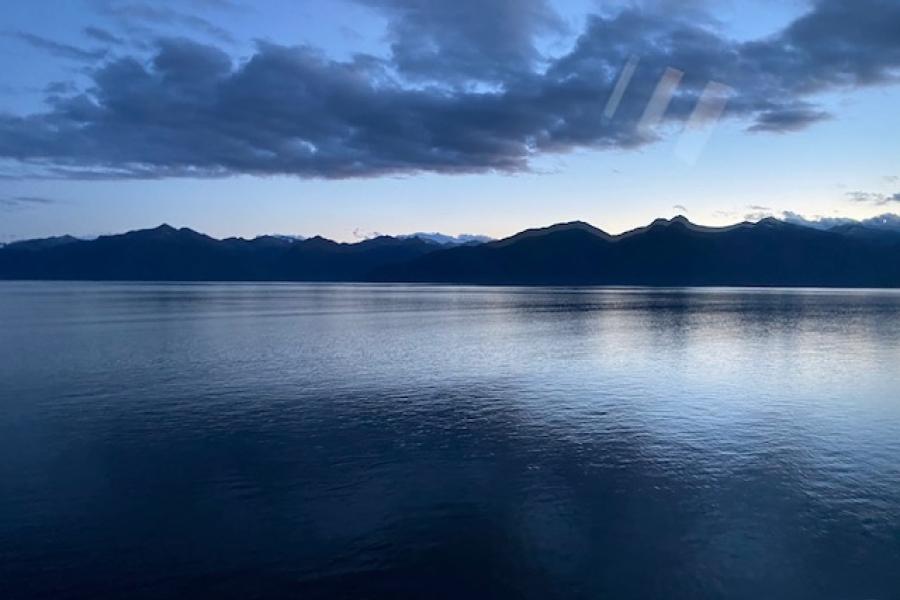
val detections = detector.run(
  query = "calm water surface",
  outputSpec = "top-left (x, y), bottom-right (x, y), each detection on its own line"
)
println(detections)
top-left (2, 282), bottom-right (900, 599)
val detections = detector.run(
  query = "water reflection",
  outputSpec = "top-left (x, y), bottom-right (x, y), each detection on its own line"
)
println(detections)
top-left (1, 283), bottom-right (899, 599)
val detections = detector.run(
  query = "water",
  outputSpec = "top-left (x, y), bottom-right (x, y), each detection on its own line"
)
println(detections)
top-left (2, 282), bottom-right (899, 599)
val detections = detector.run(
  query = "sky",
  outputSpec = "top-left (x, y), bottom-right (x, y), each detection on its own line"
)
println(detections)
top-left (0, 0), bottom-right (898, 243)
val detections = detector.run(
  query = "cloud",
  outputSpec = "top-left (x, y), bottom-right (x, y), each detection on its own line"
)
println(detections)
top-left (673, 204), bottom-right (689, 212)
top-left (188, 0), bottom-right (248, 11)
top-left (783, 211), bottom-right (900, 231)
top-left (0, 196), bottom-right (57, 210)
top-left (92, 1), bottom-right (236, 44)
top-left (0, 0), bottom-right (899, 179)
top-left (743, 205), bottom-right (775, 220)
top-left (44, 81), bottom-right (80, 95)
top-left (747, 107), bottom-right (831, 133)
top-left (846, 191), bottom-right (900, 205)
top-left (354, 0), bottom-right (565, 84)
top-left (353, 228), bottom-right (383, 240)
top-left (861, 213), bottom-right (900, 230)
top-left (744, 210), bottom-right (775, 222)
top-left (7, 32), bottom-right (108, 61)
top-left (402, 232), bottom-right (494, 244)
top-left (781, 211), bottom-right (854, 229)
top-left (83, 26), bottom-right (125, 45)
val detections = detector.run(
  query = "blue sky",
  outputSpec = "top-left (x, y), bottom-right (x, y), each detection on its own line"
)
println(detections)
top-left (1, 0), bottom-right (898, 242)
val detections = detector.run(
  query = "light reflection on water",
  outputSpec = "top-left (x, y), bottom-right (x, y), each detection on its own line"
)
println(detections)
top-left (1, 282), bottom-right (899, 599)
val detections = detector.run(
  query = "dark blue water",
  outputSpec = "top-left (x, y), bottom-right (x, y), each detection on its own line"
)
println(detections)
top-left (2, 282), bottom-right (900, 599)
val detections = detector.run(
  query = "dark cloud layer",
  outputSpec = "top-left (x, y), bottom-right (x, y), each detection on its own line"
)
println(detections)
top-left (355, 0), bottom-right (565, 84)
top-left (1, 0), bottom-right (899, 179)
top-left (7, 32), bottom-right (108, 61)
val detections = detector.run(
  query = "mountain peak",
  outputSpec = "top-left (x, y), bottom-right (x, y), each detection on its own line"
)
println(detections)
top-left (556, 220), bottom-right (605, 231)
top-left (123, 224), bottom-right (176, 236)
top-left (113, 224), bottom-right (213, 244)
top-left (5, 235), bottom-right (81, 251)
top-left (402, 232), bottom-right (493, 246)
top-left (492, 220), bottom-right (612, 247)
top-left (649, 216), bottom-right (694, 228)
top-left (4, 217), bottom-right (900, 285)
top-left (301, 235), bottom-right (341, 249)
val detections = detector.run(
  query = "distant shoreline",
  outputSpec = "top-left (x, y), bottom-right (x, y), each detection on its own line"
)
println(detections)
top-left (3, 217), bottom-right (899, 288)
top-left (2, 281), bottom-right (900, 292)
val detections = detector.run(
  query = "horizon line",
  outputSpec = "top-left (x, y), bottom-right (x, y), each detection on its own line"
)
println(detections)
top-left (5, 212), bottom-right (900, 247)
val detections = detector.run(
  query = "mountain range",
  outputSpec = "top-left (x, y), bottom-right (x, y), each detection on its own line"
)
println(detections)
top-left (2, 216), bottom-right (899, 287)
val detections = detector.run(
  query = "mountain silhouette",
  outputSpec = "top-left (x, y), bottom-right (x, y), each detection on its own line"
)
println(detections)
top-left (2, 217), bottom-right (899, 286)
top-left (375, 216), bottom-right (900, 287)
top-left (0, 225), bottom-right (446, 282)
top-left (3, 235), bottom-right (81, 252)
